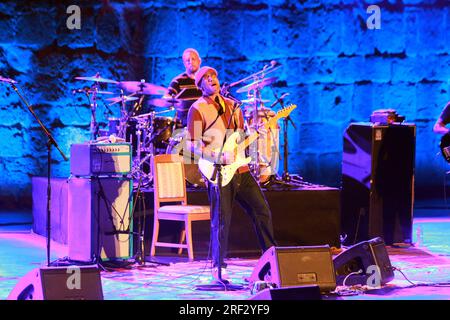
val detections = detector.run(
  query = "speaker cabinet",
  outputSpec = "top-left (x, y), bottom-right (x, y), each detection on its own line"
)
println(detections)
top-left (248, 246), bottom-right (336, 293)
top-left (250, 285), bottom-right (321, 300)
top-left (7, 266), bottom-right (103, 300)
top-left (68, 177), bottom-right (133, 262)
top-left (342, 123), bottom-right (415, 245)
top-left (333, 237), bottom-right (394, 286)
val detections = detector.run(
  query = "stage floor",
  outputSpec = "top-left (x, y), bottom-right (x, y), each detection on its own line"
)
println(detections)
top-left (1, 212), bottom-right (450, 300)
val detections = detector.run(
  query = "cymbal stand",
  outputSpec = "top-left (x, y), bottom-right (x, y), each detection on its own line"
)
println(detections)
top-left (131, 114), bottom-right (153, 186)
top-left (247, 71), bottom-right (267, 183)
top-left (270, 89), bottom-right (304, 187)
top-left (89, 82), bottom-right (100, 140)
top-left (118, 90), bottom-right (130, 139)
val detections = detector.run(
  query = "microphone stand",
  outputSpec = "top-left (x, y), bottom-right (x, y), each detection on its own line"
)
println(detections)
top-left (9, 82), bottom-right (68, 267)
top-left (269, 89), bottom-right (303, 188)
top-left (196, 98), bottom-right (244, 291)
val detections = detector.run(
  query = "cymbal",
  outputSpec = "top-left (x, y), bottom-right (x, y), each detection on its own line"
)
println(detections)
top-left (236, 77), bottom-right (278, 93)
top-left (241, 98), bottom-right (270, 104)
top-left (118, 81), bottom-right (167, 95)
top-left (106, 96), bottom-right (139, 104)
top-left (96, 91), bottom-right (114, 95)
top-left (148, 98), bottom-right (183, 108)
top-left (75, 73), bottom-right (118, 84)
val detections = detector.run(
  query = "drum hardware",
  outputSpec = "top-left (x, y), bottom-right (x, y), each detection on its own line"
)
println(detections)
top-left (267, 88), bottom-right (304, 187)
top-left (241, 76), bottom-right (277, 182)
top-left (241, 97), bottom-right (270, 104)
top-left (75, 73), bottom-right (120, 140)
top-left (221, 61), bottom-right (283, 184)
top-left (235, 76), bottom-right (278, 94)
top-left (129, 113), bottom-right (155, 187)
top-left (106, 95), bottom-right (139, 104)
top-left (148, 97), bottom-right (183, 108)
top-left (75, 73), bottom-right (119, 84)
top-left (117, 80), bottom-right (167, 96)
top-left (221, 60), bottom-right (282, 93)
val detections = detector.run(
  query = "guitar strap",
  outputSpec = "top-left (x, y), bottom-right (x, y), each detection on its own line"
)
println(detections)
top-left (203, 95), bottom-right (238, 132)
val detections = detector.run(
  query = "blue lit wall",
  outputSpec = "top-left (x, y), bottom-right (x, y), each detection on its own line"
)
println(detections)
top-left (0, 0), bottom-right (449, 208)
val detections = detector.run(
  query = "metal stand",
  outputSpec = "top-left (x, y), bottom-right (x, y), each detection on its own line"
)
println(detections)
top-left (196, 103), bottom-right (244, 291)
top-left (9, 82), bottom-right (68, 266)
top-left (265, 89), bottom-right (304, 187)
top-left (130, 176), bottom-right (168, 267)
top-left (195, 163), bottom-right (244, 291)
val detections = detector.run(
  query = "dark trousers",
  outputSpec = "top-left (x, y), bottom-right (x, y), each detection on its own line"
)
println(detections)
top-left (207, 171), bottom-right (277, 268)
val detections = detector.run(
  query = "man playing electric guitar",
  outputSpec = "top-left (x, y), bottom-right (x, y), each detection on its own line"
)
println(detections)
top-left (186, 66), bottom-right (277, 283)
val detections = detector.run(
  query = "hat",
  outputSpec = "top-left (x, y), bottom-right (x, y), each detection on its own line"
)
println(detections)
top-left (195, 66), bottom-right (218, 88)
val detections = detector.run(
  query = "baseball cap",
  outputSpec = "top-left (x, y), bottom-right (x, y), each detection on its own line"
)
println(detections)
top-left (195, 66), bottom-right (218, 87)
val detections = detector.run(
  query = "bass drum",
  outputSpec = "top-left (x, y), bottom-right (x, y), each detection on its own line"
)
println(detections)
top-left (166, 129), bottom-right (206, 188)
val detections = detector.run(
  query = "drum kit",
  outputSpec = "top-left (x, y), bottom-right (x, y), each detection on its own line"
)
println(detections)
top-left (74, 62), bottom-right (303, 189)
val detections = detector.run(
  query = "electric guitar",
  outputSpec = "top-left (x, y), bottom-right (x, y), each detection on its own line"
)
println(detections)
top-left (198, 104), bottom-right (297, 187)
top-left (440, 132), bottom-right (450, 163)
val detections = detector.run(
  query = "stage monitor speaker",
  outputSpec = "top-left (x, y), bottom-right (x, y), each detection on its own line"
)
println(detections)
top-left (341, 123), bottom-right (415, 245)
top-left (333, 237), bottom-right (394, 286)
top-left (248, 246), bottom-right (336, 293)
top-left (7, 266), bottom-right (103, 300)
top-left (250, 285), bottom-right (321, 300)
top-left (68, 177), bottom-right (133, 262)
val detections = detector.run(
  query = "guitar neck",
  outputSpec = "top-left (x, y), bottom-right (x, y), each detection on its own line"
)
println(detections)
top-left (242, 121), bottom-right (273, 150)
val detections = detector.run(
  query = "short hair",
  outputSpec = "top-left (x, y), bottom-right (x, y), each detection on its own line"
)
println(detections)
top-left (182, 48), bottom-right (200, 59)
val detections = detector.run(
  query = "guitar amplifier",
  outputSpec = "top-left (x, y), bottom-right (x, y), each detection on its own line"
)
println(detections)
top-left (70, 143), bottom-right (132, 176)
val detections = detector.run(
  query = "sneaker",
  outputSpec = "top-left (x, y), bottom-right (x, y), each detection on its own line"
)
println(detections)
top-left (212, 267), bottom-right (230, 283)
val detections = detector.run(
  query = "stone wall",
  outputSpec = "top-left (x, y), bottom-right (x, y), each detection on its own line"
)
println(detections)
top-left (0, 0), bottom-right (449, 208)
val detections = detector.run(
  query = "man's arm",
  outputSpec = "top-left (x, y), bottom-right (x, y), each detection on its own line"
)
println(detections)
top-left (433, 118), bottom-right (449, 135)
top-left (434, 102), bottom-right (450, 135)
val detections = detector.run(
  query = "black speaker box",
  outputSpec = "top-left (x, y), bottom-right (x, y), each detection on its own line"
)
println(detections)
top-left (341, 123), bottom-right (415, 245)
top-left (250, 285), bottom-right (321, 300)
top-left (333, 237), bottom-right (394, 286)
top-left (248, 246), bottom-right (336, 293)
top-left (7, 266), bottom-right (104, 300)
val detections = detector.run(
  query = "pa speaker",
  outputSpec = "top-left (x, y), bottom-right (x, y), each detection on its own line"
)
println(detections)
top-left (7, 266), bottom-right (103, 300)
top-left (333, 237), bottom-right (394, 286)
top-left (342, 123), bottom-right (415, 245)
top-left (250, 285), bottom-right (321, 300)
top-left (248, 246), bottom-right (336, 293)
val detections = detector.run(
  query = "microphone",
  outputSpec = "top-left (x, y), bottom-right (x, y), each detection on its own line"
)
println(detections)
top-left (271, 92), bottom-right (290, 108)
top-left (0, 76), bottom-right (17, 84)
top-left (270, 60), bottom-right (281, 67)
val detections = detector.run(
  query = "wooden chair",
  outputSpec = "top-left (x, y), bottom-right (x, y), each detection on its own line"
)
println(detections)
top-left (150, 154), bottom-right (210, 261)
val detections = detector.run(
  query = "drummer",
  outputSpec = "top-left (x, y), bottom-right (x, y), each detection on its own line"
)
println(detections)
top-left (166, 48), bottom-right (203, 126)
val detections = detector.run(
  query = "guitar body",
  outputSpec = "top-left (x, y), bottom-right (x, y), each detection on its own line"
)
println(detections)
top-left (198, 104), bottom-right (297, 187)
top-left (198, 132), bottom-right (252, 187)
top-left (440, 132), bottom-right (450, 163)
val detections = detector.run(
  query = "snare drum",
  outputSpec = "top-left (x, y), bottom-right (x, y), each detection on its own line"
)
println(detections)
top-left (166, 129), bottom-right (206, 188)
